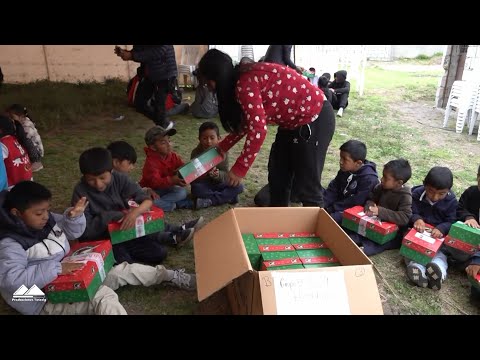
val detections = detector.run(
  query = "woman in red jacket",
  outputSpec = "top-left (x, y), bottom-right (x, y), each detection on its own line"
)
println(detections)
top-left (197, 49), bottom-right (335, 207)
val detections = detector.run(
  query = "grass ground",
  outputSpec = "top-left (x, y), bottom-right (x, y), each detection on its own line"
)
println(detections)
top-left (1, 55), bottom-right (479, 315)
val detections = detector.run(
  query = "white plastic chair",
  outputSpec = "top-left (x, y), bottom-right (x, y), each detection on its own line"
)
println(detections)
top-left (455, 81), bottom-right (478, 134)
top-left (443, 80), bottom-right (465, 128)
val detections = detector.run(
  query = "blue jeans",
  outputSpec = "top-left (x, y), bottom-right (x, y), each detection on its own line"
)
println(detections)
top-left (191, 180), bottom-right (244, 205)
top-left (404, 251), bottom-right (448, 280)
top-left (153, 186), bottom-right (192, 211)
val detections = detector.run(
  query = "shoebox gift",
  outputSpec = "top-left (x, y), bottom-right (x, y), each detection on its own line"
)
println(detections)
top-left (342, 206), bottom-right (398, 245)
top-left (242, 234), bottom-right (262, 270)
top-left (178, 146), bottom-right (223, 184)
top-left (108, 202), bottom-right (165, 244)
top-left (297, 249), bottom-right (340, 267)
top-left (260, 251), bottom-right (303, 271)
top-left (45, 240), bottom-right (115, 303)
top-left (468, 273), bottom-right (480, 290)
top-left (444, 221), bottom-right (480, 255)
top-left (194, 208), bottom-right (383, 314)
top-left (400, 225), bottom-right (444, 265)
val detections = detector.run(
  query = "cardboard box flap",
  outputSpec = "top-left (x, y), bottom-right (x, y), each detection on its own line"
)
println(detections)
top-left (194, 209), bottom-right (251, 301)
top-left (258, 265), bottom-right (383, 315)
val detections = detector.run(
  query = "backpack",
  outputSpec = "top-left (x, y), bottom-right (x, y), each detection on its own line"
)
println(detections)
top-left (126, 74), bottom-right (141, 107)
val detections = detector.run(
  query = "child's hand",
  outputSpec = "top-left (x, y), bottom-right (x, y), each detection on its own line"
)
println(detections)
top-left (208, 167), bottom-right (219, 179)
top-left (431, 228), bottom-right (444, 238)
top-left (171, 175), bottom-right (187, 187)
top-left (465, 218), bottom-right (480, 229)
top-left (120, 209), bottom-right (141, 230)
top-left (68, 197), bottom-right (89, 218)
top-left (414, 219), bottom-right (426, 233)
top-left (365, 204), bottom-right (378, 217)
top-left (466, 264), bottom-right (480, 278)
top-left (61, 262), bottom-right (84, 275)
top-left (227, 170), bottom-right (243, 187)
top-left (146, 188), bottom-right (160, 200)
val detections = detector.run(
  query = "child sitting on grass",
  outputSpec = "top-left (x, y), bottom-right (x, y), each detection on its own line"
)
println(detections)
top-left (190, 121), bottom-right (244, 209)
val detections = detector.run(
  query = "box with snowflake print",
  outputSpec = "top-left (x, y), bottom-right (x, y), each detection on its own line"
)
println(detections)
top-left (444, 221), bottom-right (480, 255)
top-left (399, 226), bottom-right (444, 265)
top-left (108, 204), bottom-right (165, 244)
top-left (45, 240), bottom-right (115, 303)
top-left (241, 234), bottom-right (262, 270)
top-left (260, 251), bottom-right (302, 271)
top-left (342, 206), bottom-right (398, 245)
top-left (296, 249), bottom-right (340, 267)
top-left (178, 146), bottom-right (224, 184)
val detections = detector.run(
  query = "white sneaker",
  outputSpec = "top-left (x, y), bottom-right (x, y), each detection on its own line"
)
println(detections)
top-left (166, 269), bottom-right (196, 290)
top-left (337, 108), bottom-right (344, 117)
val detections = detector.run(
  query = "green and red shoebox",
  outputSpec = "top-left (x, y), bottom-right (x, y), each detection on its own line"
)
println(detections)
top-left (178, 146), bottom-right (223, 184)
top-left (45, 240), bottom-right (115, 303)
top-left (444, 221), bottom-right (480, 255)
top-left (108, 204), bottom-right (165, 244)
top-left (342, 206), bottom-right (398, 245)
top-left (297, 249), bottom-right (340, 267)
top-left (468, 273), bottom-right (480, 290)
top-left (241, 234), bottom-right (262, 270)
top-left (399, 225), bottom-right (444, 265)
top-left (260, 251), bottom-right (302, 270)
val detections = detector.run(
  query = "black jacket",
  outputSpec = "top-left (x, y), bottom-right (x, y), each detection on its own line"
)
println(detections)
top-left (263, 45), bottom-right (296, 69)
top-left (329, 70), bottom-right (350, 95)
top-left (457, 186), bottom-right (480, 222)
top-left (132, 45), bottom-right (177, 82)
top-left (323, 160), bottom-right (379, 223)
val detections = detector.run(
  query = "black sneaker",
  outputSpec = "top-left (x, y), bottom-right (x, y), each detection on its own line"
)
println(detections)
top-left (426, 262), bottom-right (444, 290)
top-left (181, 216), bottom-right (205, 232)
top-left (173, 228), bottom-right (194, 248)
top-left (229, 195), bottom-right (239, 205)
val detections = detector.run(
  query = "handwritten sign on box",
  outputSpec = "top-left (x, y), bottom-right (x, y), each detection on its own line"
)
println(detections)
top-left (271, 271), bottom-right (351, 315)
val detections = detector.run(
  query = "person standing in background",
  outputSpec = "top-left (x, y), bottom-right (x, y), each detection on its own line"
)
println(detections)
top-left (115, 45), bottom-right (177, 130)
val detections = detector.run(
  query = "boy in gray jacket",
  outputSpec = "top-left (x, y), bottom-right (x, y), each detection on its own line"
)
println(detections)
top-left (0, 181), bottom-right (196, 315)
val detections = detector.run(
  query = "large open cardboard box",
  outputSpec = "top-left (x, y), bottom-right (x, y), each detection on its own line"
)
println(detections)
top-left (194, 207), bottom-right (383, 315)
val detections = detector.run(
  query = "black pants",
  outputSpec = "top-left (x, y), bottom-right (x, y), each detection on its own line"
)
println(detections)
top-left (332, 93), bottom-right (349, 110)
top-left (134, 78), bottom-right (172, 127)
top-left (268, 101), bottom-right (336, 207)
top-left (254, 140), bottom-right (302, 207)
top-left (112, 232), bottom-right (173, 265)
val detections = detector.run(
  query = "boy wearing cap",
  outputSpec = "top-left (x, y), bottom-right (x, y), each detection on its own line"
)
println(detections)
top-left (139, 126), bottom-right (193, 211)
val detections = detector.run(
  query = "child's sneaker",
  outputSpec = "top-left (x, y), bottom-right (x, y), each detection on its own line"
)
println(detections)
top-left (229, 195), bottom-right (239, 205)
top-left (196, 198), bottom-right (212, 209)
top-left (173, 228), bottom-right (194, 248)
top-left (337, 108), bottom-right (344, 117)
top-left (165, 269), bottom-right (196, 291)
top-left (426, 262), bottom-right (444, 290)
top-left (406, 263), bottom-right (428, 288)
top-left (31, 162), bottom-right (44, 172)
top-left (181, 216), bottom-right (205, 231)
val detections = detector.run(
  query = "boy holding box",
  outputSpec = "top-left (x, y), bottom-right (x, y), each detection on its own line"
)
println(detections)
top-left (323, 139), bottom-right (379, 224)
top-left (360, 159), bottom-right (413, 256)
top-left (404, 167), bottom-right (457, 289)
top-left (72, 147), bottom-right (195, 266)
top-left (139, 126), bottom-right (193, 211)
top-left (190, 121), bottom-right (244, 209)
top-left (455, 165), bottom-right (480, 301)
top-left (0, 181), bottom-right (196, 315)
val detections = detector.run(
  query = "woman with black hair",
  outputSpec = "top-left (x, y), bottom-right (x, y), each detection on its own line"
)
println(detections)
top-left (197, 49), bottom-right (335, 207)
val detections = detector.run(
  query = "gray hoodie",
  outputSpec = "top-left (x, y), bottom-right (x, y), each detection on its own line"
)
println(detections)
top-left (0, 192), bottom-right (86, 315)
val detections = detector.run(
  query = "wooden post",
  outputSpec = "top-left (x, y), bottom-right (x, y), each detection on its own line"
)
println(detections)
top-left (42, 45), bottom-right (51, 81)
